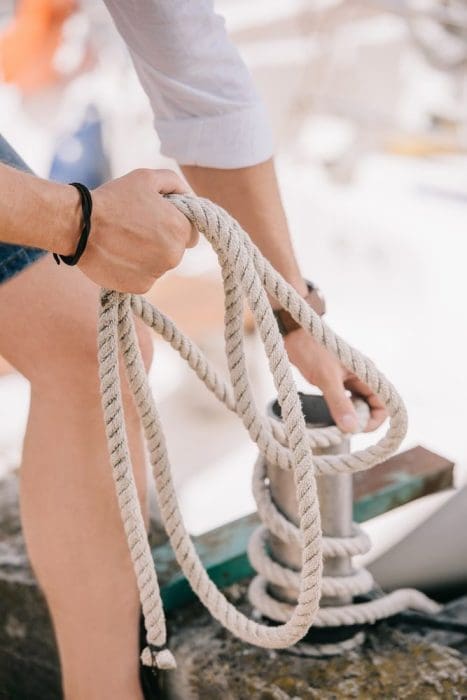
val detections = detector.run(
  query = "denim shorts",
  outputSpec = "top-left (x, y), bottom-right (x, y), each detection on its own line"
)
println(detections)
top-left (0, 135), bottom-right (48, 285)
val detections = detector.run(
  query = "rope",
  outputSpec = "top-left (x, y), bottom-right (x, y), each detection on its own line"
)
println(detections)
top-left (97, 194), bottom-right (439, 671)
top-left (248, 447), bottom-right (438, 642)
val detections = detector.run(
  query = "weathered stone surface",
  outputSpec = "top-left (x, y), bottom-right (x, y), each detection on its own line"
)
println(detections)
top-left (0, 473), bottom-right (167, 700)
top-left (0, 473), bottom-right (60, 700)
top-left (166, 583), bottom-right (467, 700)
top-left (2, 471), bottom-right (467, 699)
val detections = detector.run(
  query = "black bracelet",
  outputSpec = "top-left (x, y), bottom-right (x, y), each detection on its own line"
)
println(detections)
top-left (53, 182), bottom-right (93, 266)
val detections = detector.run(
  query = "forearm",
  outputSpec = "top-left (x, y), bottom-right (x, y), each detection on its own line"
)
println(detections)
top-left (103, 0), bottom-right (273, 169)
top-left (181, 158), bottom-right (307, 302)
top-left (0, 163), bottom-right (79, 254)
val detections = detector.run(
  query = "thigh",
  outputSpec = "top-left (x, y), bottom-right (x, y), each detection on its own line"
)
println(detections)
top-left (0, 255), bottom-right (102, 385)
top-left (0, 253), bottom-right (153, 388)
top-left (0, 134), bottom-right (152, 384)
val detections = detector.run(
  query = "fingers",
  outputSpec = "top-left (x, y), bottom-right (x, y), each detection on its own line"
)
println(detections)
top-left (284, 331), bottom-right (387, 434)
top-left (319, 370), bottom-right (360, 434)
top-left (151, 170), bottom-right (199, 249)
top-left (186, 222), bottom-right (200, 248)
top-left (284, 332), bottom-right (359, 433)
top-left (163, 198), bottom-right (199, 251)
top-left (152, 169), bottom-right (191, 195)
top-left (82, 168), bottom-right (200, 292)
top-left (344, 375), bottom-right (388, 432)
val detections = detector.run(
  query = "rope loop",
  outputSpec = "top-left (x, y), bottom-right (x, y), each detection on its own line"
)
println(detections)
top-left (97, 194), bottom-right (424, 670)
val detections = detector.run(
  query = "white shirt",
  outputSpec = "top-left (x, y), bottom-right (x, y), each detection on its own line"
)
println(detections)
top-left (102, 0), bottom-right (273, 168)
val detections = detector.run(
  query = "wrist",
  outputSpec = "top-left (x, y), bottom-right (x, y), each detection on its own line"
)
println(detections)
top-left (271, 277), bottom-right (308, 311)
top-left (274, 279), bottom-right (326, 336)
top-left (0, 165), bottom-right (82, 253)
top-left (287, 277), bottom-right (309, 299)
top-left (47, 182), bottom-right (82, 255)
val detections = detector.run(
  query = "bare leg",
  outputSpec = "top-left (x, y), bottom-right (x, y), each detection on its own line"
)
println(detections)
top-left (0, 256), bottom-right (153, 700)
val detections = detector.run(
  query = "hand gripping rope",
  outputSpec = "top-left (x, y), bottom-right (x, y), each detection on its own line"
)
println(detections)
top-left (97, 194), bottom-right (439, 671)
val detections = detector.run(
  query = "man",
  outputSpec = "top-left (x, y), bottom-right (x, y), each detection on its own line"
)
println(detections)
top-left (0, 2), bottom-right (385, 698)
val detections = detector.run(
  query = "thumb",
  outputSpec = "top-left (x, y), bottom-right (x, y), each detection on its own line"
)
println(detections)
top-left (320, 377), bottom-right (359, 434)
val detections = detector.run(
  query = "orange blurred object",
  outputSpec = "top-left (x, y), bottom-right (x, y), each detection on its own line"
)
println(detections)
top-left (0, 0), bottom-right (77, 93)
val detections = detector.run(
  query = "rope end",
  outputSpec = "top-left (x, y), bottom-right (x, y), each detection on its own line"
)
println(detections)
top-left (141, 645), bottom-right (177, 671)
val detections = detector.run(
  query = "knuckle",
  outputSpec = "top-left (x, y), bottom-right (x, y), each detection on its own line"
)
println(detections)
top-left (126, 273), bottom-right (153, 294)
top-left (160, 168), bottom-right (188, 192)
top-left (159, 168), bottom-right (176, 179)
top-left (166, 244), bottom-right (183, 269)
top-left (187, 227), bottom-right (199, 248)
top-left (138, 278), bottom-right (154, 294)
top-left (168, 209), bottom-right (189, 241)
top-left (134, 168), bottom-right (154, 184)
top-left (177, 217), bottom-right (192, 243)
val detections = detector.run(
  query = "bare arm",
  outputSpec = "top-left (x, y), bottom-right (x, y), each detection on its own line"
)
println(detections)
top-left (101, 0), bottom-right (386, 433)
top-left (181, 159), bottom-right (307, 301)
top-left (182, 158), bottom-right (386, 433)
top-left (0, 163), bottom-right (79, 253)
top-left (0, 164), bottom-right (197, 293)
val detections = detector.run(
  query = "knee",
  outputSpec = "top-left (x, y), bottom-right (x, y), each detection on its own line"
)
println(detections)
top-left (30, 314), bottom-right (153, 396)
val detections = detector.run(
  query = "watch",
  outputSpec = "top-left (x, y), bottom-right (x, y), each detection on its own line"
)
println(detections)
top-left (273, 279), bottom-right (326, 336)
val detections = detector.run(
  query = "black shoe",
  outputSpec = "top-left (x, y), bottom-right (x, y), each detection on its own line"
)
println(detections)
top-left (140, 664), bottom-right (161, 700)
top-left (139, 613), bottom-right (163, 699)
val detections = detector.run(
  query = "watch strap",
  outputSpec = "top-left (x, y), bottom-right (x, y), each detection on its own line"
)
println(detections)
top-left (273, 280), bottom-right (326, 336)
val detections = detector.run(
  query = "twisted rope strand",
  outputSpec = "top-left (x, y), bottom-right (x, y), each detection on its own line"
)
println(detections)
top-left (98, 290), bottom-right (173, 668)
top-left (117, 291), bottom-right (326, 652)
top-left (97, 194), bottom-right (439, 671)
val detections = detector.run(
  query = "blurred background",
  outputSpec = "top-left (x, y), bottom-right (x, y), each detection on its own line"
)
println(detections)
top-left (0, 0), bottom-right (466, 555)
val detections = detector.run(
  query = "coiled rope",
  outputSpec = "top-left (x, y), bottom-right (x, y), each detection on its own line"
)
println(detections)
top-left (97, 194), bottom-right (439, 671)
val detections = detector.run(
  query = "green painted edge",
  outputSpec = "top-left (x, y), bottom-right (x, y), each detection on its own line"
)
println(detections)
top-left (159, 513), bottom-right (258, 612)
top-left (161, 553), bottom-right (255, 612)
top-left (353, 475), bottom-right (426, 523)
top-left (157, 473), bottom-right (451, 613)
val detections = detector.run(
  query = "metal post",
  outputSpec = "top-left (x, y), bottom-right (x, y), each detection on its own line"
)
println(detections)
top-left (267, 394), bottom-right (353, 607)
